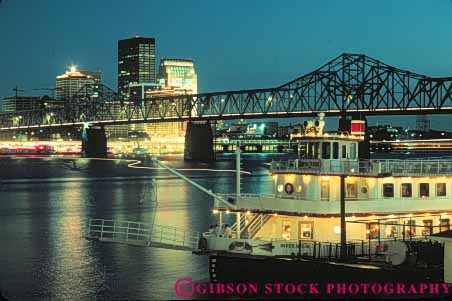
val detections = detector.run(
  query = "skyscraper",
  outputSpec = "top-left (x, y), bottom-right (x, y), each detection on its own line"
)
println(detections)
top-left (118, 36), bottom-right (156, 100)
top-left (55, 66), bottom-right (101, 101)
top-left (157, 58), bottom-right (197, 93)
top-left (143, 58), bottom-right (198, 137)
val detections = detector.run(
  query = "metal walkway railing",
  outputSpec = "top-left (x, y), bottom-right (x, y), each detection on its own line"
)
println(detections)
top-left (86, 218), bottom-right (200, 251)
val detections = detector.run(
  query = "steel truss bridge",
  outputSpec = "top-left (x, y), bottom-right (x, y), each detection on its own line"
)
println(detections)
top-left (2, 53), bottom-right (452, 131)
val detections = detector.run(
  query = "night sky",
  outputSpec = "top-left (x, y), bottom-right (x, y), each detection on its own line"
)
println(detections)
top-left (1, 0), bottom-right (452, 129)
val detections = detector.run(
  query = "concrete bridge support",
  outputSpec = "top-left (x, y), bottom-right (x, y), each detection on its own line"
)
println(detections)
top-left (81, 124), bottom-right (107, 158)
top-left (184, 121), bottom-right (214, 162)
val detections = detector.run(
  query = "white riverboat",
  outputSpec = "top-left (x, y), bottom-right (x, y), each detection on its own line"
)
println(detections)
top-left (196, 115), bottom-right (451, 284)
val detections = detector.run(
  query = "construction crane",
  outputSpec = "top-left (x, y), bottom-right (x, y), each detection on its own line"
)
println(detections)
top-left (12, 85), bottom-right (25, 98)
top-left (32, 87), bottom-right (62, 99)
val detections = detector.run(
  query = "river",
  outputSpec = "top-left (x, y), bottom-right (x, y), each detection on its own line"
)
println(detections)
top-left (0, 154), bottom-right (280, 300)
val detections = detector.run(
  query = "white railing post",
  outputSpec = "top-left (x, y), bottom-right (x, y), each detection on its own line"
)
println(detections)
top-left (113, 220), bottom-right (117, 240)
top-left (88, 218), bottom-right (92, 236)
top-left (126, 222), bottom-right (129, 241)
top-left (100, 219), bottom-right (104, 240)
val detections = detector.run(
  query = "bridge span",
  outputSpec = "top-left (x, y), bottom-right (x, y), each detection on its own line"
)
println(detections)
top-left (2, 53), bottom-right (452, 131)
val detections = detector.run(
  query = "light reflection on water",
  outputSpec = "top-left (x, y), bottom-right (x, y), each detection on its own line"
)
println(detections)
top-left (0, 156), bottom-right (275, 300)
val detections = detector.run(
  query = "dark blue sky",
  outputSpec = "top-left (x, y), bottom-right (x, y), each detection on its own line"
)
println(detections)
top-left (1, 0), bottom-right (452, 129)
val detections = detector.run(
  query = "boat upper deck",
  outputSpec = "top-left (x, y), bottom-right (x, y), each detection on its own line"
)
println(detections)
top-left (271, 158), bottom-right (452, 177)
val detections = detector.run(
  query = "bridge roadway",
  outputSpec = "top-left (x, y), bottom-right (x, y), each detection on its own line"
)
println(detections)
top-left (2, 53), bottom-right (452, 131)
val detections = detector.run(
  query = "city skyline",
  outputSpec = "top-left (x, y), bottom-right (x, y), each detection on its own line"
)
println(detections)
top-left (2, 0), bottom-right (452, 129)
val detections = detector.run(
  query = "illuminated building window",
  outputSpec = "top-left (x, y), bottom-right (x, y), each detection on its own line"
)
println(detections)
top-left (346, 183), bottom-right (357, 198)
top-left (436, 183), bottom-right (446, 197)
top-left (401, 183), bottom-right (412, 197)
top-left (383, 183), bottom-right (394, 197)
top-left (419, 183), bottom-right (429, 198)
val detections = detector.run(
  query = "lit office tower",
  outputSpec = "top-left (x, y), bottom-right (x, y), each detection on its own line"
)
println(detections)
top-left (157, 59), bottom-right (197, 93)
top-left (118, 36), bottom-right (156, 100)
top-left (55, 66), bottom-right (101, 101)
top-left (144, 59), bottom-right (198, 138)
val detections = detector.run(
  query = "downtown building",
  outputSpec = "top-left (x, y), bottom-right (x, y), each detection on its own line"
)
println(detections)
top-left (2, 95), bottom-right (44, 112)
top-left (118, 36), bottom-right (156, 100)
top-left (55, 66), bottom-right (101, 101)
top-left (144, 58), bottom-right (198, 138)
top-left (114, 36), bottom-right (156, 137)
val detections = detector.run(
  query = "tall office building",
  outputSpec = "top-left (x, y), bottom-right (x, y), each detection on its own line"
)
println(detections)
top-left (157, 58), bottom-right (197, 93)
top-left (55, 66), bottom-right (101, 101)
top-left (118, 36), bottom-right (156, 100)
top-left (143, 58), bottom-right (198, 137)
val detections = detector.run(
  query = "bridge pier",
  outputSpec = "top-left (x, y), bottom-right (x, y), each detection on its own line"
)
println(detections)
top-left (184, 121), bottom-right (214, 162)
top-left (81, 124), bottom-right (107, 158)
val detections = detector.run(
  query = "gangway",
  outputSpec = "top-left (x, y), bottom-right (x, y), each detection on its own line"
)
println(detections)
top-left (86, 218), bottom-right (200, 251)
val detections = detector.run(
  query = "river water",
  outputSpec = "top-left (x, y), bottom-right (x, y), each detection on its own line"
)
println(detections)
top-left (0, 154), bottom-right (279, 300)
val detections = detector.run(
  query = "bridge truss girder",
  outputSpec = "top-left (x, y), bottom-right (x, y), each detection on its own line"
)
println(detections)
top-left (1, 53), bottom-right (452, 131)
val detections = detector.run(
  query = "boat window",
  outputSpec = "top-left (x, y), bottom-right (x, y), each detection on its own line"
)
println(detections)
top-left (440, 219), bottom-right (450, 232)
top-left (277, 184), bottom-right (284, 193)
top-left (299, 221), bottom-right (313, 240)
top-left (306, 142), bottom-right (315, 159)
top-left (384, 221), bottom-right (397, 238)
top-left (285, 183), bottom-right (294, 195)
top-left (341, 144), bottom-right (347, 159)
top-left (349, 143), bottom-right (357, 160)
top-left (436, 183), bottom-right (446, 197)
top-left (346, 183), bottom-right (357, 198)
top-left (360, 185), bottom-right (368, 195)
top-left (401, 183), bottom-right (412, 197)
top-left (299, 143), bottom-right (308, 159)
top-left (321, 142), bottom-right (331, 159)
top-left (296, 185), bottom-right (302, 193)
top-left (383, 183), bottom-right (394, 197)
top-left (332, 142), bottom-right (339, 159)
top-left (403, 220), bottom-right (416, 238)
top-left (320, 180), bottom-right (329, 200)
top-left (419, 183), bottom-right (429, 197)
top-left (366, 222), bottom-right (379, 239)
top-left (422, 220), bottom-right (433, 236)
top-left (313, 142), bottom-right (320, 159)
top-left (282, 220), bottom-right (292, 240)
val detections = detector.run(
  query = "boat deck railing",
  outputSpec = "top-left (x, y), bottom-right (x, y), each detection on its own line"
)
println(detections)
top-left (271, 158), bottom-right (452, 176)
top-left (202, 235), bottom-right (443, 265)
top-left (86, 218), bottom-right (200, 251)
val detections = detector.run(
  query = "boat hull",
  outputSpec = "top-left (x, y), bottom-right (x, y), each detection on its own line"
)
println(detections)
top-left (208, 254), bottom-right (448, 298)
